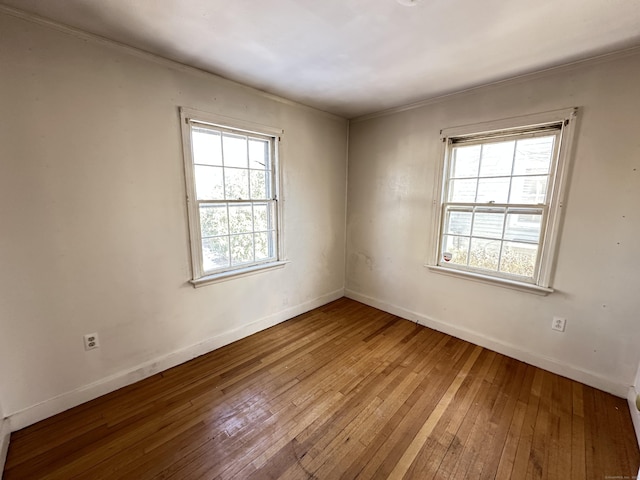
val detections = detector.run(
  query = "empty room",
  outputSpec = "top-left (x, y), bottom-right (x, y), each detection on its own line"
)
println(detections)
top-left (1, 0), bottom-right (640, 478)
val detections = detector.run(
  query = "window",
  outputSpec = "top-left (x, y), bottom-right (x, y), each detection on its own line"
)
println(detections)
top-left (430, 109), bottom-right (577, 293)
top-left (180, 108), bottom-right (285, 286)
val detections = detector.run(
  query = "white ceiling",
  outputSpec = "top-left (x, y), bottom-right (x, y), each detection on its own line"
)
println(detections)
top-left (3, 0), bottom-right (640, 118)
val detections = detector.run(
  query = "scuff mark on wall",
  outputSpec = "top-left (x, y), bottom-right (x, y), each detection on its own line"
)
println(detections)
top-left (348, 251), bottom-right (375, 275)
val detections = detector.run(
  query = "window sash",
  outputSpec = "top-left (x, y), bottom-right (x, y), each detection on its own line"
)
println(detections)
top-left (197, 199), bottom-right (278, 275)
top-left (449, 123), bottom-right (562, 145)
top-left (435, 124), bottom-right (566, 285)
top-left (189, 120), bottom-right (276, 140)
top-left (438, 204), bottom-right (548, 282)
top-left (180, 108), bottom-right (282, 282)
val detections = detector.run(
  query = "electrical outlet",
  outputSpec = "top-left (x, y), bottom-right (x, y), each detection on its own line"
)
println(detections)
top-left (551, 317), bottom-right (566, 332)
top-left (84, 333), bottom-right (100, 351)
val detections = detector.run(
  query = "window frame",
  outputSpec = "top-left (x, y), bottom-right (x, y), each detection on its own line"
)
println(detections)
top-left (180, 107), bottom-right (287, 287)
top-left (428, 108), bottom-right (578, 295)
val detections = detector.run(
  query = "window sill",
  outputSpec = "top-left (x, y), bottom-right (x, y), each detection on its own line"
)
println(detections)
top-left (190, 260), bottom-right (289, 288)
top-left (425, 265), bottom-right (554, 296)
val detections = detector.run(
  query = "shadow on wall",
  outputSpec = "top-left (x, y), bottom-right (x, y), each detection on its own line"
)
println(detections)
top-left (42, 1), bottom-right (187, 61)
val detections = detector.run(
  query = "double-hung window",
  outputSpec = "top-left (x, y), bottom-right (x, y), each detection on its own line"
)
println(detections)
top-left (431, 109), bottom-right (577, 293)
top-left (180, 108), bottom-right (284, 286)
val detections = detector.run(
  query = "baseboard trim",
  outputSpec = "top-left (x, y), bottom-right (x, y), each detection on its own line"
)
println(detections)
top-left (8, 288), bottom-right (344, 432)
top-left (627, 387), bottom-right (640, 450)
top-left (0, 417), bottom-right (10, 478)
top-left (345, 289), bottom-right (627, 398)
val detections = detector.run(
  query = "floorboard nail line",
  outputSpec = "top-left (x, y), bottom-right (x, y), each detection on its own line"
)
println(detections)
top-left (387, 345), bottom-right (484, 480)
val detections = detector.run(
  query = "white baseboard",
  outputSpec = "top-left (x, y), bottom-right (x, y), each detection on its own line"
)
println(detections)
top-left (8, 288), bottom-right (344, 432)
top-left (345, 289), bottom-right (628, 398)
top-left (0, 417), bottom-right (10, 479)
top-left (627, 387), bottom-right (640, 450)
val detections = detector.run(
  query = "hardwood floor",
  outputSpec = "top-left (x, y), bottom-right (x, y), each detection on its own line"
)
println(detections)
top-left (4, 298), bottom-right (639, 479)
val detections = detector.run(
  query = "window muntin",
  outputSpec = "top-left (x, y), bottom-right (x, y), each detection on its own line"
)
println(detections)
top-left (437, 128), bottom-right (563, 284)
top-left (183, 118), bottom-right (280, 280)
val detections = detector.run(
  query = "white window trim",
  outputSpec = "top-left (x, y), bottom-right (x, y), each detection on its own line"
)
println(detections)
top-left (426, 107), bottom-right (579, 295)
top-left (179, 107), bottom-right (287, 286)
top-left (190, 260), bottom-right (290, 288)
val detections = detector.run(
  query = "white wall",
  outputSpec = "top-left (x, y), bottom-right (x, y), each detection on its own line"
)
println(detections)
top-left (346, 50), bottom-right (640, 397)
top-left (0, 11), bottom-right (347, 428)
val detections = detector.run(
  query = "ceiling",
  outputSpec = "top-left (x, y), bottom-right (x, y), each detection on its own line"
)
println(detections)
top-left (3, 0), bottom-right (640, 118)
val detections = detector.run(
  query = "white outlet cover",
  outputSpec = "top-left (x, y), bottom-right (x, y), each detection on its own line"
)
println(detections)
top-left (84, 332), bottom-right (100, 350)
top-left (552, 317), bottom-right (566, 332)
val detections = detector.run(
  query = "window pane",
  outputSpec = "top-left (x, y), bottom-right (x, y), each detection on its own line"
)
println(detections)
top-left (255, 231), bottom-right (275, 260)
top-left (468, 238), bottom-right (501, 271)
top-left (504, 213), bottom-right (542, 243)
top-left (195, 165), bottom-right (224, 200)
top-left (499, 241), bottom-right (538, 277)
top-left (224, 168), bottom-right (249, 200)
top-left (228, 204), bottom-right (253, 234)
top-left (253, 203), bottom-right (269, 232)
top-left (513, 136), bottom-right (554, 175)
top-left (472, 212), bottom-right (505, 239)
top-left (445, 210), bottom-right (472, 236)
top-left (510, 176), bottom-right (548, 204)
top-left (192, 128), bottom-right (222, 166)
top-left (268, 202), bottom-right (276, 230)
top-left (479, 141), bottom-right (515, 177)
top-left (476, 177), bottom-right (510, 203)
top-left (223, 133), bottom-right (248, 168)
top-left (202, 237), bottom-right (230, 271)
top-left (230, 234), bottom-right (254, 265)
top-left (449, 179), bottom-right (477, 202)
top-left (250, 170), bottom-right (268, 199)
top-left (442, 235), bottom-right (469, 266)
top-left (451, 145), bottom-right (480, 178)
top-left (199, 205), bottom-right (228, 237)
top-left (249, 139), bottom-right (270, 170)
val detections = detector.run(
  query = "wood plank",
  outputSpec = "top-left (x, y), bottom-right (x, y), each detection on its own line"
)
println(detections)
top-left (494, 365), bottom-right (537, 479)
top-left (439, 352), bottom-right (505, 479)
top-left (407, 349), bottom-right (503, 479)
top-left (338, 338), bottom-right (475, 479)
top-left (386, 345), bottom-right (483, 480)
top-left (459, 356), bottom-right (523, 480)
top-left (570, 381), bottom-right (586, 480)
top-left (478, 359), bottom-right (529, 480)
top-left (550, 375), bottom-right (573, 480)
top-left (525, 370), bottom-right (554, 479)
